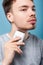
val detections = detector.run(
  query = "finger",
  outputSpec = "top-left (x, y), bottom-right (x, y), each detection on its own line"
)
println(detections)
top-left (16, 42), bottom-right (25, 46)
top-left (14, 46), bottom-right (23, 54)
top-left (9, 37), bottom-right (21, 43)
top-left (12, 42), bottom-right (25, 46)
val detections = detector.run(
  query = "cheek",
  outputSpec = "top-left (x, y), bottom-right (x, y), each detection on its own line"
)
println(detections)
top-left (13, 13), bottom-right (27, 26)
top-left (16, 13), bottom-right (26, 20)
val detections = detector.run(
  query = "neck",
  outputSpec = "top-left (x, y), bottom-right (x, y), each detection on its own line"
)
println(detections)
top-left (9, 23), bottom-right (18, 38)
top-left (8, 23), bottom-right (29, 39)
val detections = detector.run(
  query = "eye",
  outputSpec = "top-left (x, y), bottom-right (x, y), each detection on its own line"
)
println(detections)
top-left (32, 7), bottom-right (36, 11)
top-left (32, 8), bottom-right (36, 11)
top-left (20, 8), bottom-right (27, 11)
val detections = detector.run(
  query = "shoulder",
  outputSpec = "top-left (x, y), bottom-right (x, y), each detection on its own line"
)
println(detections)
top-left (29, 33), bottom-right (43, 42)
top-left (30, 33), bottom-right (43, 49)
top-left (29, 33), bottom-right (43, 52)
top-left (28, 33), bottom-right (43, 47)
top-left (0, 33), bottom-right (10, 46)
top-left (0, 33), bottom-right (7, 42)
top-left (0, 33), bottom-right (10, 55)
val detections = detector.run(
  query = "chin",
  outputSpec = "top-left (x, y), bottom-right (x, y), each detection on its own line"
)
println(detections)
top-left (26, 24), bottom-right (36, 29)
top-left (19, 24), bottom-right (36, 31)
top-left (21, 26), bottom-right (35, 31)
top-left (30, 27), bottom-right (35, 30)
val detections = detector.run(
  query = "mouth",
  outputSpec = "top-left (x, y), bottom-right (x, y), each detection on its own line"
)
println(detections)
top-left (27, 18), bottom-right (36, 25)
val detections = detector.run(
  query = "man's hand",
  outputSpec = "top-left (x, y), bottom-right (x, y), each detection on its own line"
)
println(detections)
top-left (2, 37), bottom-right (25, 65)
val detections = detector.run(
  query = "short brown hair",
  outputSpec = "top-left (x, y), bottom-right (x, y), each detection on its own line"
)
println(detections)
top-left (2, 0), bottom-right (33, 15)
top-left (2, 0), bottom-right (16, 15)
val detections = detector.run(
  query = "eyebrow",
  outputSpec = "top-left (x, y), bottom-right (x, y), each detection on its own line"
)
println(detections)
top-left (19, 5), bottom-right (28, 8)
top-left (19, 5), bottom-right (35, 8)
top-left (31, 0), bottom-right (33, 2)
top-left (32, 5), bottom-right (35, 8)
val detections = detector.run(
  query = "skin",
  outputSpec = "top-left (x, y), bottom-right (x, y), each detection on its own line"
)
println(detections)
top-left (2, 0), bottom-right (36, 65)
top-left (7, 0), bottom-right (36, 36)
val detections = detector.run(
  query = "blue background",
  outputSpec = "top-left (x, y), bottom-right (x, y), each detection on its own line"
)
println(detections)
top-left (0, 0), bottom-right (43, 39)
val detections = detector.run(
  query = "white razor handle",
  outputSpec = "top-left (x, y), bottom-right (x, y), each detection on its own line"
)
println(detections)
top-left (13, 31), bottom-right (25, 47)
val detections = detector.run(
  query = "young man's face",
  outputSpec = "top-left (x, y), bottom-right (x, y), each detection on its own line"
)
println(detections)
top-left (7, 0), bottom-right (36, 30)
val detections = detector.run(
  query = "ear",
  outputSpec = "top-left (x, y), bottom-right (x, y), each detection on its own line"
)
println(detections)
top-left (7, 12), bottom-right (14, 23)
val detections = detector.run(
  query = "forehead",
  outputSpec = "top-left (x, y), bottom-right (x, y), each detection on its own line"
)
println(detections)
top-left (12, 0), bottom-right (34, 7)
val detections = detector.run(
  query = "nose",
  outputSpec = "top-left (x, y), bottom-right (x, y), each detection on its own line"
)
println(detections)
top-left (28, 8), bottom-right (35, 17)
top-left (31, 10), bottom-right (35, 17)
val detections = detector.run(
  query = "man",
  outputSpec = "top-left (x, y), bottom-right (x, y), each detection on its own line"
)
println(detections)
top-left (0, 0), bottom-right (43, 65)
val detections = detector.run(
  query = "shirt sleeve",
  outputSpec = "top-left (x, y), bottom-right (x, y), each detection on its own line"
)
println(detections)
top-left (0, 38), bottom-right (4, 65)
top-left (0, 46), bottom-right (3, 65)
top-left (40, 40), bottom-right (43, 65)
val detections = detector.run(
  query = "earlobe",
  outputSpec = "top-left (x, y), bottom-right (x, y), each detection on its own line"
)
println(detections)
top-left (7, 12), bottom-right (14, 23)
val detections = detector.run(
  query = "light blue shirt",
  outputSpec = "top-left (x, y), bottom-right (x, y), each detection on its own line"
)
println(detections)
top-left (0, 33), bottom-right (43, 65)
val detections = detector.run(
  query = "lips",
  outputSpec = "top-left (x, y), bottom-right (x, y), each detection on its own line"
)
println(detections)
top-left (27, 18), bottom-right (36, 25)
